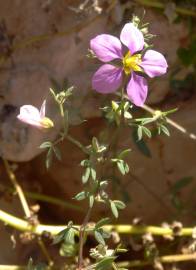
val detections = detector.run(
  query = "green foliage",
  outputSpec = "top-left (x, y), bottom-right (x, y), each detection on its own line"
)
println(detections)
top-left (170, 176), bottom-right (193, 211)
top-left (40, 141), bottom-right (62, 169)
top-left (177, 38), bottom-right (196, 67)
top-left (27, 258), bottom-right (47, 270)
top-left (110, 200), bottom-right (126, 218)
top-left (53, 221), bottom-right (77, 245)
top-left (95, 257), bottom-right (116, 270)
top-left (132, 130), bottom-right (152, 158)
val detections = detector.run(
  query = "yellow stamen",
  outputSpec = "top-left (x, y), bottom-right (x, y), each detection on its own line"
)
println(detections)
top-left (123, 51), bottom-right (142, 75)
top-left (40, 117), bottom-right (54, 128)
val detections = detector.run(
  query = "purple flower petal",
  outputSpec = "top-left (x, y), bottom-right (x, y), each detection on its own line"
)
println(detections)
top-left (92, 64), bottom-right (123, 94)
top-left (120, 23), bottom-right (144, 54)
top-left (17, 105), bottom-right (42, 127)
top-left (90, 34), bottom-right (122, 62)
top-left (140, 49), bottom-right (168, 78)
top-left (126, 73), bottom-right (148, 107)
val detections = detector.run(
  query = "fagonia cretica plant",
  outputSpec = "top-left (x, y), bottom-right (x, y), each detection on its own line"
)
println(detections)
top-left (0, 15), bottom-right (195, 270)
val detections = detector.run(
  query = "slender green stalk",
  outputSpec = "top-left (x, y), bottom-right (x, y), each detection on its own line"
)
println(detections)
top-left (66, 134), bottom-right (89, 154)
top-left (135, 0), bottom-right (196, 17)
top-left (117, 253), bottom-right (196, 268)
top-left (3, 159), bottom-right (53, 266)
top-left (3, 159), bottom-right (31, 218)
top-left (142, 103), bottom-right (196, 140)
top-left (23, 190), bottom-right (84, 213)
top-left (1, 253), bottom-right (196, 270)
top-left (0, 266), bottom-right (25, 270)
top-left (0, 209), bottom-right (194, 237)
top-left (116, 92), bottom-right (196, 141)
top-left (77, 207), bottom-right (92, 269)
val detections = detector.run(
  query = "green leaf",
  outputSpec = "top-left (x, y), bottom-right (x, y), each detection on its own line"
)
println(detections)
top-left (82, 167), bottom-right (91, 184)
top-left (81, 159), bottom-right (90, 167)
top-left (142, 126), bottom-right (152, 138)
top-left (39, 141), bottom-right (52, 149)
top-left (160, 125), bottom-right (170, 136)
top-left (53, 228), bottom-right (69, 244)
top-left (46, 148), bottom-right (53, 169)
top-left (117, 160), bottom-right (129, 175)
top-left (137, 126), bottom-right (143, 141)
top-left (95, 257), bottom-right (116, 270)
top-left (65, 228), bottom-right (76, 245)
top-left (118, 149), bottom-right (131, 159)
top-left (74, 191), bottom-right (87, 201)
top-left (89, 195), bottom-right (95, 208)
top-left (94, 230), bottom-right (105, 245)
top-left (91, 167), bottom-right (97, 181)
top-left (59, 242), bottom-right (77, 257)
top-left (113, 200), bottom-right (126, 210)
top-left (132, 130), bottom-right (152, 158)
top-left (95, 217), bottom-right (110, 229)
top-left (171, 177), bottom-right (193, 194)
top-left (110, 200), bottom-right (118, 218)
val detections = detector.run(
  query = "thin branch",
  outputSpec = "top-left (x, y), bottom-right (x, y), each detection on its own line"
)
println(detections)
top-left (142, 104), bottom-right (196, 140)
top-left (2, 159), bottom-right (53, 266)
top-left (0, 209), bottom-right (194, 237)
top-left (3, 159), bottom-right (31, 218)
top-left (118, 93), bottom-right (196, 141)
top-left (117, 253), bottom-right (196, 268)
top-left (77, 207), bottom-right (92, 269)
top-left (0, 253), bottom-right (196, 270)
top-left (7, 188), bottom-right (84, 213)
top-left (66, 134), bottom-right (89, 154)
top-left (135, 0), bottom-right (196, 17)
top-left (0, 266), bottom-right (25, 270)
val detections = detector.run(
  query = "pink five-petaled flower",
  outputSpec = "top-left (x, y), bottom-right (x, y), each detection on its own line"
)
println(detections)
top-left (17, 100), bottom-right (54, 129)
top-left (90, 23), bottom-right (168, 107)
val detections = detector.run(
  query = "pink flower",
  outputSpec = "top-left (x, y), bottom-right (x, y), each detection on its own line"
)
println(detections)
top-left (90, 23), bottom-right (168, 106)
top-left (17, 100), bottom-right (54, 129)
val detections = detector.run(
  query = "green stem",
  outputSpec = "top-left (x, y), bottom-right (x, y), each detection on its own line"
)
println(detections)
top-left (116, 92), bottom-right (196, 141)
top-left (66, 134), bottom-right (89, 154)
top-left (117, 253), bottom-right (196, 268)
top-left (3, 159), bottom-right (31, 218)
top-left (0, 209), bottom-right (194, 236)
top-left (77, 207), bottom-right (92, 269)
top-left (3, 159), bottom-right (53, 266)
top-left (1, 253), bottom-right (196, 270)
top-left (22, 190), bottom-right (84, 213)
top-left (135, 0), bottom-right (196, 17)
top-left (0, 266), bottom-right (25, 270)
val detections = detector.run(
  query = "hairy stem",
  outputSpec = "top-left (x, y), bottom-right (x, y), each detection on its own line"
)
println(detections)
top-left (66, 134), bottom-right (89, 154)
top-left (3, 159), bottom-right (31, 218)
top-left (0, 266), bottom-right (25, 270)
top-left (77, 207), bottom-right (92, 269)
top-left (3, 159), bottom-right (53, 266)
top-left (116, 92), bottom-right (196, 141)
top-left (117, 253), bottom-right (196, 268)
top-left (0, 209), bottom-right (194, 237)
top-left (135, 0), bottom-right (196, 17)
top-left (1, 253), bottom-right (196, 270)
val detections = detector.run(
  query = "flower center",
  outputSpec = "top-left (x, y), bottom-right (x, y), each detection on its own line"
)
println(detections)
top-left (40, 117), bottom-right (54, 128)
top-left (123, 51), bottom-right (142, 75)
